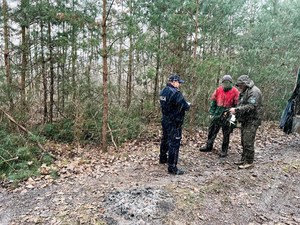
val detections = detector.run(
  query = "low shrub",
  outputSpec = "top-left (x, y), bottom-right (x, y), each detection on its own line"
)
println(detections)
top-left (0, 126), bottom-right (54, 183)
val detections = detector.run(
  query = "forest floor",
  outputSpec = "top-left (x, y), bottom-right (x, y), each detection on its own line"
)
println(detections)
top-left (0, 122), bottom-right (300, 225)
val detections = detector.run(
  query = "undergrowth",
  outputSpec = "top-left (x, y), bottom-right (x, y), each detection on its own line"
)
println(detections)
top-left (0, 100), bottom-right (153, 184)
top-left (0, 126), bottom-right (54, 184)
top-left (40, 102), bottom-right (150, 146)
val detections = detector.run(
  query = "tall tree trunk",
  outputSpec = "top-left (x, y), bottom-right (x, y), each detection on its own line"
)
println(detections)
top-left (40, 22), bottom-right (48, 123)
top-left (21, 25), bottom-right (27, 109)
top-left (189, 0), bottom-right (200, 127)
top-left (21, 0), bottom-right (29, 111)
top-left (193, 0), bottom-right (199, 62)
top-left (28, 27), bottom-right (34, 92)
top-left (101, 0), bottom-right (109, 152)
top-left (86, 54), bottom-right (92, 98)
top-left (61, 22), bottom-right (67, 111)
top-left (33, 26), bottom-right (40, 99)
top-left (48, 22), bottom-right (54, 123)
top-left (126, 0), bottom-right (133, 109)
top-left (71, 0), bottom-right (77, 101)
top-left (71, 25), bottom-right (77, 101)
top-left (126, 32), bottom-right (133, 108)
top-left (2, 0), bottom-right (13, 112)
top-left (117, 1), bottom-right (124, 105)
top-left (117, 40), bottom-right (123, 104)
top-left (85, 31), bottom-right (94, 98)
top-left (153, 25), bottom-right (161, 107)
top-left (56, 58), bottom-right (60, 118)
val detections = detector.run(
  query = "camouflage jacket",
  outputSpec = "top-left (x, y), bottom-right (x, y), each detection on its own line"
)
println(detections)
top-left (236, 84), bottom-right (263, 125)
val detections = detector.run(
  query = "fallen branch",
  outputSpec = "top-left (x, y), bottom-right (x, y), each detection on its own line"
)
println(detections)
top-left (0, 155), bottom-right (18, 168)
top-left (108, 123), bottom-right (118, 150)
top-left (0, 108), bottom-right (57, 160)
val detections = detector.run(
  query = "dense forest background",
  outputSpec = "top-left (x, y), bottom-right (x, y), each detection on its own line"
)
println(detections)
top-left (0, 0), bottom-right (299, 180)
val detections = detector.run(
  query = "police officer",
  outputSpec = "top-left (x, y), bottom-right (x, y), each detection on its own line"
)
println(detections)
top-left (159, 74), bottom-right (190, 175)
top-left (229, 75), bottom-right (263, 169)
top-left (200, 75), bottom-right (240, 157)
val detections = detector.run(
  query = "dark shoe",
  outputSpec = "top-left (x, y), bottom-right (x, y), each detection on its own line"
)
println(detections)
top-left (159, 154), bottom-right (168, 164)
top-left (219, 152), bottom-right (228, 158)
top-left (159, 158), bottom-right (167, 164)
top-left (238, 163), bottom-right (253, 169)
top-left (168, 168), bottom-right (185, 175)
top-left (234, 161), bottom-right (245, 165)
top-left (199, 146), bottom-right (212, 152)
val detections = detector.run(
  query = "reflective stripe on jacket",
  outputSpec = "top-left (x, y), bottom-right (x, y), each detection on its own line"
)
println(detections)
top-left (160, 83), bottom-right (190, 125)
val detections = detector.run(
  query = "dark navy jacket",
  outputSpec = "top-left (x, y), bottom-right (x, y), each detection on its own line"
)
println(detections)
top-left (159, 83), bottom-right (190, 126)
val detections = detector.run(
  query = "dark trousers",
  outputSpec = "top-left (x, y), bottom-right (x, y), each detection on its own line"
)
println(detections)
top-left (160, 119), bottom-right (182, 171)
top-left (240, 122), bottom-right (259, 163)
top-left (206, 119), bottom-right (232, 153)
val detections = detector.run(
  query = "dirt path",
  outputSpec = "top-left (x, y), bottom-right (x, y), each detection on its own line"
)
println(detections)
top-left (0, 124), bottom-right (299, 225)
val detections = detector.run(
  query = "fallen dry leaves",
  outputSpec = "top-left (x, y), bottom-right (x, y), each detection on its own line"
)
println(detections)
top-left (1, 121), bottom-right (299, 225)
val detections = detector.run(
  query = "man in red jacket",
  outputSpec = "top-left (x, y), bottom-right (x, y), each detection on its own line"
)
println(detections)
top-left (200, 75), bottom-right (240, 157)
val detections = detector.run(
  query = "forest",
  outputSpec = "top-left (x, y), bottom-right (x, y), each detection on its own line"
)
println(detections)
top-left (0, 0), bottom-right (300, 182)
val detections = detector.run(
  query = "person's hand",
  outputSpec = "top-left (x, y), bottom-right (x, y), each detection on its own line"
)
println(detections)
top-left (187, 101), bottom-right (191, 106)
top-left (209, 115), bottom-right (214, 119)
top-left (229, 108), bottom-right (236, 114)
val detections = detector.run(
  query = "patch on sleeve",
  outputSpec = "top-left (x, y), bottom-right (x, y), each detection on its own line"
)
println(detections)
top-left (160, 96), bottom-right (166, 101)
top-left (249, 97), bottom-right (256, 104)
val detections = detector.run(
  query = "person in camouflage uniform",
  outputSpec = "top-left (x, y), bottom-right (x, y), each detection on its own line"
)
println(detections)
top-left (229, 75), bottom-right (263, 169)
top-left (200, 75), bottom-right (239, 157)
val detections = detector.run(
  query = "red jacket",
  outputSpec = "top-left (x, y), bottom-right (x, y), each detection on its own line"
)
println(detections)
top-left (211, 86), bottom-right (240, 108)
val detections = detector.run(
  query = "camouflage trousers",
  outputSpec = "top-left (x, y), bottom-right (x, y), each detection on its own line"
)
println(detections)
top-left (240, 122), bottom-right (259, 164)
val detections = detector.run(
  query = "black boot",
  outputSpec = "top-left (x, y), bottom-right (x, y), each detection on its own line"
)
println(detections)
top-left (159, 158), bottom-right (167, 164)
top-left (219, 151), bottom-right (228, 158)
top-left (199, 145), bottom-right (212, 152)
top-left (168, 167), bottom-right (184, 175)
top-left (219, 148), bottom-right (228, 158)
top-left (234, 157), bottom-right (245, 165)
